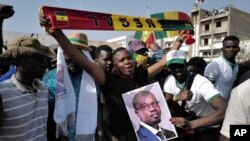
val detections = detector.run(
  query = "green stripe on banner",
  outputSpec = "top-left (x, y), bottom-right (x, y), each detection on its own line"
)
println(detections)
top-left (151, 13), bottom-right (168, 39)
top-left (56, 11), bottom-right (67, 16)
top-left (134, 31), bottom-right (143, 40)
top-left (151, 13), bottom-right (165, 19)
top-left (152, 12), bottom-right (176, 39)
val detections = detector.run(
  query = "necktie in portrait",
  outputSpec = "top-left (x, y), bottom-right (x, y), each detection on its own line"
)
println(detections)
top-left (156, 131), bottom-right (166, 141)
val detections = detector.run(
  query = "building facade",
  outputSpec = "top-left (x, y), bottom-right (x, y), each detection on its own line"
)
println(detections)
top-left (190, 5), bottom-right (250, 62)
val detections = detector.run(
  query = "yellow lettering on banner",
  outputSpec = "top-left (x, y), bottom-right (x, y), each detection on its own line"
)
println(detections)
top-left (112, 15), bottom-right (164, 31)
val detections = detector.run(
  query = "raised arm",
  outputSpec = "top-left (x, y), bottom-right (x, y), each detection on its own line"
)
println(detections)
top-left (147, 31), bottom-right (188, 78)
top-left (0, 4), bottom-right (15, 54)
top-left (39, 13), bottom-right (105, 85)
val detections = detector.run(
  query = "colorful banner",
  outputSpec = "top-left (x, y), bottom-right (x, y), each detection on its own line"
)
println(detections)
top-left (134, 11), bottom-right (192, 47)
top-left (40, 6), bottom-right (193, 31)
top-left (134, 11), bottom-right (192, 43)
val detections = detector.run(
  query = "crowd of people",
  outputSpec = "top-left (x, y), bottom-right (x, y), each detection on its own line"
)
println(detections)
top-left (0, 3), bottom-right (250, 141)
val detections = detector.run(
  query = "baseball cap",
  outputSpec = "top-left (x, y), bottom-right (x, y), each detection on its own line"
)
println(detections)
top-left (128, 40), bottom-right (148, 52)
top-left (166, 50), bottom-right (186, 66)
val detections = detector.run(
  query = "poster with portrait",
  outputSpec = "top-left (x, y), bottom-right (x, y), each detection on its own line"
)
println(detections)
top-left (122, 82), bottom-right (178, 141)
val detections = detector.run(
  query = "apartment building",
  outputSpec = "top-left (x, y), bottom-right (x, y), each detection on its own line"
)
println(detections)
top-left (191, 5), bottom-right (250, 62)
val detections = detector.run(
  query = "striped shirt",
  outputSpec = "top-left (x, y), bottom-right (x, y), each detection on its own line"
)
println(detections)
top-left (0, 75), bottom-right (48, 141)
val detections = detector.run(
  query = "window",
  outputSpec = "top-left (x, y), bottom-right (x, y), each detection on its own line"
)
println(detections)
top-left (205, 24), bottom-right (209, 31)
top-left (216, 21), bottom-right (221, 27)
top-left (214, 36), bottom-right (221, 42)
top-left (204, 38), bottom-right (209, 45)
top-left (203, 52), bottom-right (211, 57)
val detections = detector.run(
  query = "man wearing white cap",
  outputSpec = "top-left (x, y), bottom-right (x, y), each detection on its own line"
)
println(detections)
top-left (163, 50), bottom-right (227, 141)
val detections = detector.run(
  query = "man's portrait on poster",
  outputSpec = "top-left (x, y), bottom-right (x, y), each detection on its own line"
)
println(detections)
top-left (122, 82), bottom-right (178, 141)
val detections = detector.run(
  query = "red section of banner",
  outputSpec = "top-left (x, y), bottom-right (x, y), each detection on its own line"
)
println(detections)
top-left (41, 6), bottom-right (115, 30)
top-left (178, 12), bottom-right (190, 21)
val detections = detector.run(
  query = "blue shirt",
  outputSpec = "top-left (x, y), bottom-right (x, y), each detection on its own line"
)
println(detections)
top-left (0, 65), bottom-right (16, 82)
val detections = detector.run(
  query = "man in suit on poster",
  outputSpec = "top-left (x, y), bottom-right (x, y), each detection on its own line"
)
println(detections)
top-left (133, 91), bottom-right (176, 141)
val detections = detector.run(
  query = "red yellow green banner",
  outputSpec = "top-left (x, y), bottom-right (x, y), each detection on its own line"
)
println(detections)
top-left (40, 6), bottom-right (193, 31)
top-left (134, 11), bottom-right (192, 47)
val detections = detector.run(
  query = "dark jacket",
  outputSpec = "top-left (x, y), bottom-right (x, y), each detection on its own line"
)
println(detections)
top-left (136, 124), bottom-right (176, 141)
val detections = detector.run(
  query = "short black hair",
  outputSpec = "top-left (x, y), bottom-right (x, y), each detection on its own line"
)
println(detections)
top-left (187, 57), bottom-right (207, 69)
top-left (223, 35), bottom-right (240, 44)
top-left (132, 91), bottom-right (152, 109)
top-left (94, 45), bottom-right (112, 59)
top-left (113, 47), bottom-right (127, 56)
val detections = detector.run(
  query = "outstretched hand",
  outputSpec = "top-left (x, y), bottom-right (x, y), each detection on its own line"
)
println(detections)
top-left (39, 10), bottom-right (62, 36)
top-left (0, 4), bottom-right (15, 20)
top-left (178, 30), bottom-right (195, 45)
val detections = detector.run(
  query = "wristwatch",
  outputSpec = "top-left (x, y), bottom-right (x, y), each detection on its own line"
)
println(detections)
top-left (175, 38), bottom-right (184, 44)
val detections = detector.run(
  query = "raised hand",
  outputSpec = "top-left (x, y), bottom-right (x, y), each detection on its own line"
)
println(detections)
top-left (0, 4), bottom-right (15, 20)
top-left (39, 11), bottom-right (63, 37)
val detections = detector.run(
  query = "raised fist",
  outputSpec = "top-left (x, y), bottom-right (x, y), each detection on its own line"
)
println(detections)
top-left (0, 4), bottom-right (15, 19)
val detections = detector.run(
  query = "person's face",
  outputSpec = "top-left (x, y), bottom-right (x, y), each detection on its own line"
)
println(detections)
top-left (65, 58), bottom-right (82, 75)
top-left (168, 63), bottom-right (187, 83)
top-left (16, 55), bottom-right (49, 79)
top-left (222, 40), bottom-right (240, 60)
top-left (135, 93), bottom-right (161, 126)
top-left (113, 49), bottom-right (134, 77)
top-left (96, 50), bottom-right (113, 73)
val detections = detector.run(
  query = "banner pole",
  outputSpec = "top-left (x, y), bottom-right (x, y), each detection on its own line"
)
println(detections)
top-left (146, 5), bottom-right (157, 43)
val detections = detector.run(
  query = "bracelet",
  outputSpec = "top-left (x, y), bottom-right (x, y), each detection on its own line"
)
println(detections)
top-left (175, 38), bottom-right (184, 44)
top-left (173, 94), bottom-right (179, 101)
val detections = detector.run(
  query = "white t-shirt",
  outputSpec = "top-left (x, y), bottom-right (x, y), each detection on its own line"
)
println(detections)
top-left (220, 79), bottom-right (250, 138)
top-left (204, 56), bottom-right (238, 101)
top-left (163, 74), bottom-right (221, 117)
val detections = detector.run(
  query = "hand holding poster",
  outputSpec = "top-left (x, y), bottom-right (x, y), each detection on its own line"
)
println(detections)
top-left (40, 6), bottom-right (193, 31)
top-left (122, 82), bottom-right (178, 141)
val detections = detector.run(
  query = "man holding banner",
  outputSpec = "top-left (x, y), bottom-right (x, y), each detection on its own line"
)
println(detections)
top-left (39, 6), bottom-right (191, 141)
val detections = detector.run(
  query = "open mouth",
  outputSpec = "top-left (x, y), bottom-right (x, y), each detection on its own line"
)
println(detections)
top-left (126, 65), bottom-right (134, 71)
